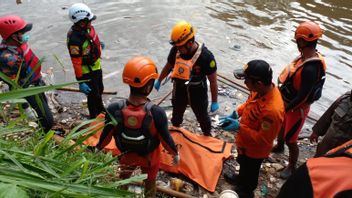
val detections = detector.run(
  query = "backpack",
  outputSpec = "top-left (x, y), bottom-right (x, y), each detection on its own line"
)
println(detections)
top-left (113, 100), bottom-right (159, 156)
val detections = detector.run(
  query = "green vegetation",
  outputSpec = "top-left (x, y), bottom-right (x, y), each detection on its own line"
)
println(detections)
top-left (0, 73), bottom-right (146, 197)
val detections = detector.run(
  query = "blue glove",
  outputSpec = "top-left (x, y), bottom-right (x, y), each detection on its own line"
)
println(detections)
top-left (79, 83), bottom-right (91, 94)
top-left (100, 41), bottom-right (105, 50)
top-left (219, 111), bottom-right (239, 121)
top-left (210, 101), bottom-right (219, 112)
top-left (154, 79), bottom-right (161, 91)
top-left (220, 117), bottom-right (240, 132)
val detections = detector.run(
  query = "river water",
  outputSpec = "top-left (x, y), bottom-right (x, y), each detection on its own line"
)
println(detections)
top-left (1, 0), bottom-right (352, 120)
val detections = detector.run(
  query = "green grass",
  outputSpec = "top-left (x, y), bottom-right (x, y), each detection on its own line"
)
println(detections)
top-left (0, 70), bottom-right (146, 197)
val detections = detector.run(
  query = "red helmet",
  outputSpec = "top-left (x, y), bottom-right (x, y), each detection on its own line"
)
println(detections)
top-left (295, 21), bottom-right (322, 42)
top-left (0, 15), bottom-right (32, 40)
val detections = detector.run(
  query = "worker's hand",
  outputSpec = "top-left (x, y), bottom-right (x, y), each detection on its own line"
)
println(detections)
top-left (172, 152), bottom-right (180, 165)
top-left (79, 83), bottom-right (92, 95)
top-left (220, 117), bottom-right (240, 132)
top-left (210, 101), bottom-right (219, 112)
top-left (154, 79), bottom-right (161, 91)
top-left (100, 41), bottom-right (105, 50)
top-left (220, 111), bottom-right (239, 121)
top-left (309, 131), bottom-right (319, 143)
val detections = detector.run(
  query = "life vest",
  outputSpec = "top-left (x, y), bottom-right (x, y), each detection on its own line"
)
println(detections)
top-left (67, 25), bottom-right (102, 74)
top-left (113, 100), bottom-right (159, 156)
top-left (171, 43), bottom-right (203, 81)
top-left (83, 26), bottom-right (101, 66)
top-left (19, 43), bottom-right (41, 82)
top-left (307, 140), bottom-right (352, 198)
top-left (278, 52), bottom-right (326, 105)
top-left (0, 43), bottom-right (40, 83)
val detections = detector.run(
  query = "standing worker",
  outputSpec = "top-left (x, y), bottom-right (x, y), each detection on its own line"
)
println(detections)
top-left (272, 21), bottom-right (327, 179)
top-left (221, 60), bottom-right (285, 198)
top-left (154, 20), bottom-right (219, 136)
top-left (0, 15), bottom-right (54, 133)
top-left (309, 90), bottom-right (352, 157)
top-left (96, 56), bottom-right (179, 198)
top-left (67, 3), bottom-right (105, 118)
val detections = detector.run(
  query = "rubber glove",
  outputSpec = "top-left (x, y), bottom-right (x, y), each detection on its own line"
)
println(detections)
top-left (100, 41), bottom-right (105, 50)
top-left (79, 83), bottom-right (91, 95)
top-left (154, 79), bottom-right (161, 91)
top-left (172, 152), bottom-right (180, 165)
top-left (220, 117), bottom-right (240, 132)
top-left (210, 101), bottom-right (220, 112)
top-left (219, 111), bottom-right (239, 122)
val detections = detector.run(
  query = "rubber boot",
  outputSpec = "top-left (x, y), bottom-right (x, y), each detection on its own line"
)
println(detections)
top-left (280, 142), bottom-right (298, 179)
top-left (144, 179), bottom-right (156, 198)
top-left (272, 127), bottom-right (285, 153)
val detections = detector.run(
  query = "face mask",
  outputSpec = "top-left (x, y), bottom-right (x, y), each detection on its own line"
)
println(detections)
top-left (20, 34), bottom-right (30, 43)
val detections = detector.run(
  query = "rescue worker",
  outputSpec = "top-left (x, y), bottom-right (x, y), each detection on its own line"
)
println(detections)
top-left (310, 90), bottom-right (352, 157)
top-left (96, 56), bottom-right (179, 198)
top-left (277, 139), bottom-right (352, 198)
top-left (272, 21), bottom-right (327, 179)
top-left (154, 21), bottom-right (219, 136)
top-left (67, 3), bottom-right (105, 118)
top-left (0, 15), bottom-right (54, 133)
top-left (221, 60), bottom-right (285, 198)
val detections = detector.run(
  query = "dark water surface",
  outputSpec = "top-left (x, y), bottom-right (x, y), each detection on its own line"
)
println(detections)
top-left (1, 0), bottom-right (351, 119)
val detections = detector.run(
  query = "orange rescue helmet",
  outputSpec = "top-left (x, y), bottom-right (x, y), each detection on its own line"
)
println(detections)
top-left (295, 21), bottom-right (322, 42)
top-left (170, 20), bottom-right (195, 46)
top-left (123, 56), bottom-right (159, 88)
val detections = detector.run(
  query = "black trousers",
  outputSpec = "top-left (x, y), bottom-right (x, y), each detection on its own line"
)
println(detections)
top-left (83, 69), bottom-right (105, 119)
top-left (236, 154), bottom-right (264, 198)
top-left (24, 92), bottom-right (54, 133)
top-left (171, 80), bottom-right (211, 135)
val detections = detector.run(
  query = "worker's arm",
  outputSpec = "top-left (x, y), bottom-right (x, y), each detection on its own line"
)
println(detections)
top-left (96, 103), bottom-right (122, 150)
top-left (158, 62), bottom-right (173, 82)
top-left (67, 34), bottom-right (84, 81)
top-left (239, 111), bottom-right (282, 147)
top-left (151, 105), bottom-right (178, 155)
top-left (207, 72), bottom-right (218, 103)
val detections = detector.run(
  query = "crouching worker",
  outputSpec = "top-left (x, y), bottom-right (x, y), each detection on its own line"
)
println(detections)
top-left (0, 15), bottom-right (53, 133)
top-left (221, 60), bottom-right (285, 198)
top-left (96, 56), bottom-right (179, 198)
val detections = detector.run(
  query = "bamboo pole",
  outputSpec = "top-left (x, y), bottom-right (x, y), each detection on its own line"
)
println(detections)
top-left (57, 87), bottom-right (117, 95)
top-left (134, 181), bottom-right (197, 198)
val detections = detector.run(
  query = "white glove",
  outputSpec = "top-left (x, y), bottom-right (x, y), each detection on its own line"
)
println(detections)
top-left (172, 153), bottom-right (180, 165)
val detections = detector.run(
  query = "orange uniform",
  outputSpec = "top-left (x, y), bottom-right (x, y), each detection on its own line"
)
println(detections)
top-left (236, 85), bottom-right (285, 158)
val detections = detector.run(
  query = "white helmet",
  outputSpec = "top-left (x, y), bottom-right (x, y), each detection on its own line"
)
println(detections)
top-left (68, 3), bottom-right (96, 24)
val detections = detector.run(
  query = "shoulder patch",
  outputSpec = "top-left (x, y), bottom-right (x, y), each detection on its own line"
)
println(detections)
top-left (210, 60), bottom-right (216, 68)
top-left (69, 45), bottom-right (80, 55)
top-left (261, 120), bottom-right (272, 131)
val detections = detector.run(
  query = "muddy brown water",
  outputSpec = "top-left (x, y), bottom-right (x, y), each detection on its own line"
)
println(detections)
top-left (1, 0), bottom-right (352, 128)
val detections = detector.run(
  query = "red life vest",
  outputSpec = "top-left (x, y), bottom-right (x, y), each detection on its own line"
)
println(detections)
top-left (307, 140), bottom-right (352, 198)
top-left (18, 43), bottom-right (41, 82)
top-left (85, 26), bottom-right (101, 64)
top-left (113, 100), bottom-right (159, 156)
